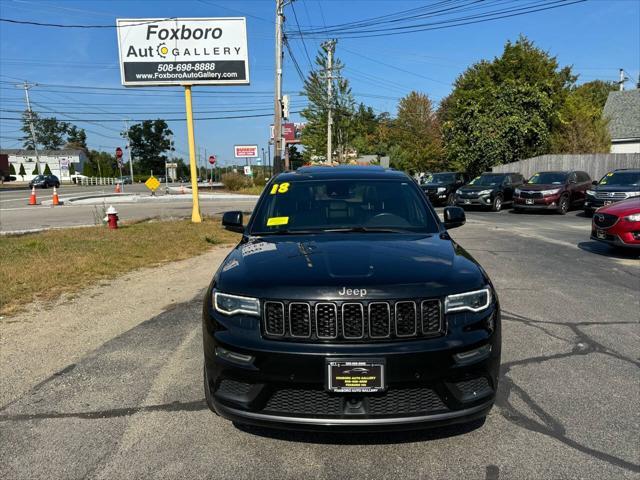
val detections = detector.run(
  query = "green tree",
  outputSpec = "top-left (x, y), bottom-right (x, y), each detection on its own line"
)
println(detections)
top-left (69, 162), bottom-right (76, 175)
top-left (300, 44), bottom-right (355, 161)
top-left (84, 150), bottom-right (117, 177)
top-left (43, 164), bottom-right (52, 175)
top-left (19, 163), bottom-right (26, 179)
top-left (287, 145), bottom-right (305, 170)
top-left (65, 125), bottom-right (88, 152)
top-left (550, 81), bottom-right (615, 153)
top-left (390, 92), bottom-right (443, 173)
top-left (21, 111), bottom-right (70, 150)
top-left (443, 36), bottom-right (575, 175)
top-left (9, 164), bottom-right (16, 175)
top-left (32, 164), bottom-right (39, 175)
top-left (124, 120), bottom-right (174, 174)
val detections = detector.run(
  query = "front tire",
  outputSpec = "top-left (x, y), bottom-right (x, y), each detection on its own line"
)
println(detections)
top-left (491, 196), bottom-right (503, 212)
top-left (557, 195), bottom-right (570, 215)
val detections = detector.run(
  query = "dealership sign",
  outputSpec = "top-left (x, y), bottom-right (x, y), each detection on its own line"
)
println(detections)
top-left (234, 145), bottom-right (258, 158)
top-left (116, 18), bottom-right (249, 86)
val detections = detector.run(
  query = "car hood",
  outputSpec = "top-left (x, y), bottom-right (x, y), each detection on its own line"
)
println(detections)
top-left (597, 197), bottom-right (640, 215)
top-left (520, 184), bottom-right (564, 191)
top-left (215, 234), bottom-right (488, 300)
top-left (594, 185), bottom-right (640, 193)
top-left (422, 183), bottom-right (448, 188)
top-left (458, 186), bottom-right (497, 193)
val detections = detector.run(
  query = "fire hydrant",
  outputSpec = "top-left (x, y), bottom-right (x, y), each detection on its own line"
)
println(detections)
top-left (104, 205), bottom-right (119, 230)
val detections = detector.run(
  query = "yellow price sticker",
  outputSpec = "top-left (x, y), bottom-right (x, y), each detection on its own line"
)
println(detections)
top-left (267, 216), bottom-right (289, 227)
top-left (607, 173), bottom-right (614, 176)
top-left (269, 182), bottom-right (290, 195)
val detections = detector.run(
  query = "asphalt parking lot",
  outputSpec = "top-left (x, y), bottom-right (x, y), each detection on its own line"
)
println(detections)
top-left (1, 207), bottom-right (638, 479)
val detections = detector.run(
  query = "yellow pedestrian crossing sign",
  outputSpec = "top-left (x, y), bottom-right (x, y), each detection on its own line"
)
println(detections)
top-left (145, 176), bottom-right (161, 192)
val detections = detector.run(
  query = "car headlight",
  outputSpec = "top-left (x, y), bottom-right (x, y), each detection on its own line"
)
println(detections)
top-left (437, 187), bottom-right (447, 193)
top-left (445, 288), bottom-right (491, 313)
top-left (477, 189), bottom-right (492, 195)
top-left (586, 190), bottom-right (595, 196)
top-left (540, 188), bottom-right (561, 196)
top-left (624, 213), bottom-right (640, 222)
top-left (626, 191), bottom-right (640, 198)
top-left (213, 291), bottom-right (260, 316)
top-left (514, 188), bottom-right (521, 195)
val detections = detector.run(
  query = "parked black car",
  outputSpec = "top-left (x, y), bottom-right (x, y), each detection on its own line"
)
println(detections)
top-left (28, 174), bottom-right (60, 189)
top-left (421, 172), bottom-right (467, 206)
top-left (584, 169), bottom-right (640, 216)
top-left (203, 166), bottom-right (501, 431)
top-left (513, 170), bottom-right (591, 214)
top-left (456, 173), bottom-right (524, 212)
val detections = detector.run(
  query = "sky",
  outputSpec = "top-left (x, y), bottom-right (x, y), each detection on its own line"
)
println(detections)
top-left (0, 0), bottom-right (638, 169)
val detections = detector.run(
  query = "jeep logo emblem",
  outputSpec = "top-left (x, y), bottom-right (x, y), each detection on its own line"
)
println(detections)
top-left (338, 287), bottom-right (367, 297)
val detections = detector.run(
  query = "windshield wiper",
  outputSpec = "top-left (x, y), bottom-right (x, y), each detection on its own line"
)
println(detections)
top-left (321, 227), bottom-right (413, 233)
top-left (253, 229), bottom-right (320, 236)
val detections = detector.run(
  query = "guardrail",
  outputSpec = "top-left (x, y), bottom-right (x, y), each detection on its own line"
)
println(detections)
top-left (77, 177), bottom-right (119, 186)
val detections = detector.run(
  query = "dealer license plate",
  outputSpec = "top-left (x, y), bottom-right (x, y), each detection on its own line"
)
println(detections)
top-left (326, 360), bottom-right (385, 393)
top-left (526, 198), bottom-right (534, 205)
top-left (596, 229), bottom-right (607, 239)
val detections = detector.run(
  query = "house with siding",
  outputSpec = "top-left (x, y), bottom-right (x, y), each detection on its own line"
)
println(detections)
top-left (602, 90), bottom-right (640, 153)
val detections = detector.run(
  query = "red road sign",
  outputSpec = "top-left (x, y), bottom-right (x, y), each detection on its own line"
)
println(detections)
top-left (208, 155), bottom-right (216, 165)
top-left (115, 147), bottom-right (123, 159)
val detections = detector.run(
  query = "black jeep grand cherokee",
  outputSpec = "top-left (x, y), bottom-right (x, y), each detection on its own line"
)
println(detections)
top-left (203, 166), bottom-right (500, 431)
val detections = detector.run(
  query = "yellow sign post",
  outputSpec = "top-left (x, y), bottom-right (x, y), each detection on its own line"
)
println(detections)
top-left (184, 85), bottom-right (202, 223)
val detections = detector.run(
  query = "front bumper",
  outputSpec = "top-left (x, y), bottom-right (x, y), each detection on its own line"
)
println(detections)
top-left (423, 191), bottom-right (449, 205)
top-left (514, 195), bottom-right (560, 210)
top-left (203, 302), bottom-right (501, 431)
top-left (591, 228), bottom-right (640, 249)
top-left (456, 195), bottom-right (492, 207)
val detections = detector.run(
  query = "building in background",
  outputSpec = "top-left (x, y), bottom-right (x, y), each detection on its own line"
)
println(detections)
top-left (603, 90), bottom-right (640, 153)
top-left (0, 149), bottom-right (88, 182)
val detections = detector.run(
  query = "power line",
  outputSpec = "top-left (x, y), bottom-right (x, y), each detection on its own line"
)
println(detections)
top-left (0, 111), bottom-right (303, 123)
top-left (0, 17), bottom-right (176, 28)
top-left (288, 0), bottom-right (586, 39)
top-left (290, 1), bottom-right (314, 71)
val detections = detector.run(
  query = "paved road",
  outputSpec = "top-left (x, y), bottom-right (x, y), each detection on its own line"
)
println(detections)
top-left (0, 184), bottom-right (257, 232)
top-left (1, 210), bottom-right (638, 479)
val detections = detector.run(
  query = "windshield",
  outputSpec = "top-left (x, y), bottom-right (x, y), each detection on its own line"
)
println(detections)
top-left (250, 179), bottom-right (439, 234)
top-left (598, 171), bottom-right (640, 187)
top-left (468, 175), bottom-right (505, 186)
top-left (528, 172), bottom-right (567, 185)
top-left (424, 173), bottom-right (455, 184)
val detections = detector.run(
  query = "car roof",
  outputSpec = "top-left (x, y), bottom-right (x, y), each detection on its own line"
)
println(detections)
top-left (610, 168), bottom-right (640, 173)
top-left (275, 165), bottom-right (410, 182)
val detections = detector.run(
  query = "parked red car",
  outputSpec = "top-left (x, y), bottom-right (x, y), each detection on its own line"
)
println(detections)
top-left (591, 198), bottom-right (640, 249)
top-left (514, 171), bottom-right (592, 214)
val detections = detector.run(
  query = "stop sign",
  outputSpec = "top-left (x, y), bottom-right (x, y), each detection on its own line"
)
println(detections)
top-left (115, 147), bottom-right (123, 159)
top-left (208, 155), bottom-right (216, 165)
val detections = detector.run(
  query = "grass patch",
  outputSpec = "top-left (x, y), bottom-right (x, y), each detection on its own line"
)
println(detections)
top-left (238, 185), bottom-right (265, 195)
top-left (0, 217), bottom-right (241, 316)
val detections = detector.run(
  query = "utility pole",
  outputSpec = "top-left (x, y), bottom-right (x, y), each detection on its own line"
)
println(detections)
top-left (618, 68), bottom-right (629, 91)
top-left (273, 0), bottom-right (286, 174)
top-left (322, 40), bottom-right (337, 163)
top-left (123, 120), bottom-right (134, 183)
top-left (21, 81), bottom-right (41, 175)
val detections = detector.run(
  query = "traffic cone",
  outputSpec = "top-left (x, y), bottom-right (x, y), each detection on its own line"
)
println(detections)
top-left (28, 186), bottom-right (37, 205)
top-left (115, 183), bottom-right (121, 193)
top-left (52, 186), bottom-right (60, 206)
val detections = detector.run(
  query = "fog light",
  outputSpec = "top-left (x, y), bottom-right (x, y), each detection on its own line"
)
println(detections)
top-left (215, 346), bottom-right (254, 365)
top-left (454, 344), bottom-right (491, 366)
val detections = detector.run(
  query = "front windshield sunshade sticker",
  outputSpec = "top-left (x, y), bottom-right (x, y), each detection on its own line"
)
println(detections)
top-left (241, 242), bottom-right (277, 257)
top-left (269, 182), bottom-right (290, 195)
top-left (266, 216), bottom-right (289, 227)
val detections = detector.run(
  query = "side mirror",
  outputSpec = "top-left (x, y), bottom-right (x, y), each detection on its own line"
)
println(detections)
top-left (592, 180), bottom-right (598, 186)
top-left (222, 211), bottom-right (244, 233)
top-left (443, 206), bottom-right (466, 229)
